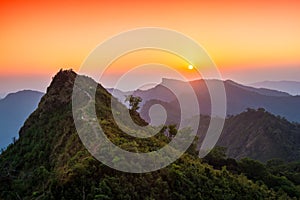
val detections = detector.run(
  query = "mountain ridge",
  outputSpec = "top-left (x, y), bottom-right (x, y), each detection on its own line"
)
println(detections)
top-left (110, 78), bottom-right (291, 105)
top-left (111, 78), bottom-right (300, 122)
top-left (1, 69), bottom-right (294, 199)
top-left (218, 109), bottom-right (300, 162)
top-left (250, 80), bottom-right (300, 96)
top-left (0, 90), bottom-right (43, 149)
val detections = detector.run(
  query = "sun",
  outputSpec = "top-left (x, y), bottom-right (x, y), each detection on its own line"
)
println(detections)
top-left (188, 65), bottom-right (194, 70)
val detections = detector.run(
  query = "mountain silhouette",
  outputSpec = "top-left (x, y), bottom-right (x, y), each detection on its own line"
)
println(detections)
top-left (250, 80), bottom-right (300, 96)
top-left (0, 90), bottom-right (43, 149)
top-left (218, 108), bottom-right (300, 162)
top-left (109, 78), bottom-right (300, 123)
top-left (0, 69), bottom-right (291, 199)
top-left (183, 109), bottom-right (300, 162)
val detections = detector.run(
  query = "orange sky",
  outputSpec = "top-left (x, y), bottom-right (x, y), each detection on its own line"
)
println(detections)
top-left (0, 0), bottom-right (300, 92)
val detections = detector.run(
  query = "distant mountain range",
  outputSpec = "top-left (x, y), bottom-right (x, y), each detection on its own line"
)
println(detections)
top-left (106, 88), bottom-right (132, 108)
top-left (107, 78), bottom-right (300, 162)
top-left (110, 78), bottom-right (300, 123)
top-left (0, 90), bottom-right (43, 149)
top-left (1, 70), bottom-right (299, 199)
top-left (250, 80), bottom-right (300, 96)
top-left (0, 93), bottom-right (6, 99)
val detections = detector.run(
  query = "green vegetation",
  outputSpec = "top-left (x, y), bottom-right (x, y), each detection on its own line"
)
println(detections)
top-left (125, 95), bottom-right (142, 112)
top-left (0, 70), bottom-right (299, 199)
top-left (210, 108), bottom-right (300, 162)
top-left (203, 146), bottom-right (300, 198)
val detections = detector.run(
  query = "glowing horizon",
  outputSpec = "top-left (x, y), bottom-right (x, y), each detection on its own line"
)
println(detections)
top-left (0, 0), bottom-right (300, 92)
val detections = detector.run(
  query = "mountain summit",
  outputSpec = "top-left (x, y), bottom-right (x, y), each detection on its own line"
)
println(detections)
top-left (0, 69), bottom-right (286, 199)
top-left (128, 78), bottom-right (300, 123)
top-left (218, 108), bottom-right (300, 162)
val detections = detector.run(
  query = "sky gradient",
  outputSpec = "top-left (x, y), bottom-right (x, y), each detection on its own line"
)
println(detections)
top-left (0, 0), bottom-right (299, 94)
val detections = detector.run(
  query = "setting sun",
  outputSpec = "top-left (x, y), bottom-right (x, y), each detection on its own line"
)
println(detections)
top-left (188, 65), bottom-right (194, 70)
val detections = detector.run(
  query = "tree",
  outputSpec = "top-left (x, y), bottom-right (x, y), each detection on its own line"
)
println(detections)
top-left (159, 125), bottom-right (168, 135)
top-left (12, 137), bottom-right (16, 144)
top-left (238, 158), bottom-right (268, 180)
top-left (34, 166), bottom-right (50, 198)
top-left (203, 146), bottom-right (227, 169)
top-left (257, 108), bottom-right (266, 112)
top-left (168, 124), bottom-right (178, 138)
top-left (125, 95), bottom-right (142, 112)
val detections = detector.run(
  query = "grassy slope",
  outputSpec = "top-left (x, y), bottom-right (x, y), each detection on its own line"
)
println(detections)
top-left (0, 70), bottom-right (291, 199)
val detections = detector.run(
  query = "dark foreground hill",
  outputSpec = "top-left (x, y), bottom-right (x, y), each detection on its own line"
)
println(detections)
top-left (178, 108), bottom-right (300, 163)
top-left (0, 70), bottom-right (295, 199)
top-left (218, 108), bottom-right (300, 162)
top-left (0, 90), bottom-right (43, 149)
